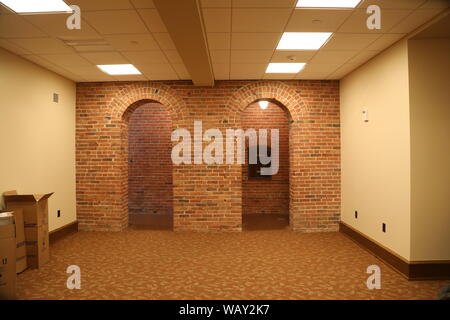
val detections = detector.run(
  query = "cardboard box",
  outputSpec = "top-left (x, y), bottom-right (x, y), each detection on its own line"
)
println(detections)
top-left (12, 209), bottom-right (27, 273)
top-left (24, 225), bottom-right (50, 269)
top-left (0, 209), bottom-right (27, 273)
top-left (4, 191), bottom-right (52, 269)
top-left (0, 212), bottom-right (17, 300)
top-left (4, 191), bottom-right (53, 226)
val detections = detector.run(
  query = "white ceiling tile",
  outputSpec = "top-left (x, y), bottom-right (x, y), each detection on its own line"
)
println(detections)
top-left (39, 53), bottom-right (93, 68)
top-left (359, 0), bottom-right (426, 9)
top-left (139, 64), bottom-right (178, 80)
top-left (68, 0), bottom-right (134, 11)
top-left (296, 72), bottom-right (330, 79)
top-left (338, 8), bottom-right (412, 33)
top-left (302, 63), bottom-right (341, 73)
top-left (0, 39), bottom-right (32, 55)
top-left (233, 0), bottom-right (297, 7)
top-left (388, 8), bottom-right (443, 33)
top-left (22, 16), bottom-right (102, 40)
top-left (201, 0), bottom-right (232, 8)
top-left (232, 9), bottom-right (292, 32)
top-left (138, 9), bottom-right (168, 32)
top-left (230, 50), bottom-right (273, 63)
top-left (104, 34), bottom-right (159, 51)
top-left (345, 50), bottom-right (380, 66)
top-left (420, 0), bottom-right (450, 9)
top-left (323, 33), bottom-right (380, 50)
top-left (365, 33), bottom-right (405, 51)
top-left (310, 50), bottom-right (358, 64)
top-left (210, 50), bottom-right (230, 63)
top-left (231, 33), bottom-right (280, 50)
top-left (130, 0), bottom-right (156, 8)
top-left (212, 63), bottom-right (230, 79)
top-left (286, 9), bottom-right (353, 32)
top-left (271, 50), bottom-right (315, 62)
top-left (112, 74), bottom-right (148, 81)
top-left (327, 63), bottom-right (360, 79)
top-left (0, 5), bottom-right (13, 14)
top-left (80, 51), bottom-right (129, 65)
top-left (203, 8), bottom-right (231, 32)
top-left (84, 10), bottom-right (148, 35)
top-left (230, 63), bottom-right (265, 79)
top-left (0, 15), bottom-right (47, 38)
top-left (207, 33), bottom-right (231, 50)
top-left (122, 50), bottom-right (169, 64)
top-left (138, 64), bottom-right (176, 74)
top-left (8, 38), bottom-right (74, 54)
top-left (153, 33), bottom-right (176, 50)
top-left (72, 66), bottom-right (116, 81)
top-left (263, 73), bottom-right (297, 79)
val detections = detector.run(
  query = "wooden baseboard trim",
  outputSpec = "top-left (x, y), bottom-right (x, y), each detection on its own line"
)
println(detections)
top-left (339, 222), bottom-right (450, 280)
top-left (49, 221), bottom-right (78, 244)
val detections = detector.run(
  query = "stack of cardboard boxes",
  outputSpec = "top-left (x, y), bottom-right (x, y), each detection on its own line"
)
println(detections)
top-left (0, 212), bottom-right (16, 300)
top-left (0, 191), bottom-right (53, 299)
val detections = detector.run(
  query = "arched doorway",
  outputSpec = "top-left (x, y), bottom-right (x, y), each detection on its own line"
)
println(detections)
top-left (122, 99), bottom-right (173, 230)
top-left (241, 99), bottom-right (291, 230)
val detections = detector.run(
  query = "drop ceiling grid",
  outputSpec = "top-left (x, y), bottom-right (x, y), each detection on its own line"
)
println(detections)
top-left (0, 0), bottom-right (188, 81)
top-left (0, 0), bottom-right (448, 82)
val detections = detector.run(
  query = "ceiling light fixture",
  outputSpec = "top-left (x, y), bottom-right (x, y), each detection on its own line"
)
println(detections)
top-left (97, 64), bottom-right (142, 75)
top-left (266, 63), bottom-right (306, 74)
top-left (0, 0), bottom-right (73, 14)
top-left (296, 0), bottom-right (361, 8)
top-left (258, 101), bottom-right (269, 110)
top-left (277, 32), bottom-right (333, 50)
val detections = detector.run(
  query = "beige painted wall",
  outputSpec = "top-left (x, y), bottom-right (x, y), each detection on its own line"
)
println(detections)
top-left (408, 38), bottom-right (450, 261)
top-left (0, 48), bottom-right (76, 232)
top-left (340, 40), bottom-right (412, 260)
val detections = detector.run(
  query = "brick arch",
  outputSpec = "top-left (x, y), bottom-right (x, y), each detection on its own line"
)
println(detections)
top-left (228, 81), bottom-right (309, 123)
top-left (228, 81), bottom-right (314, 232)
top-left (109, 83), bottom-right (187, 124)
top-left (104, 83), bottom-right (186, 231)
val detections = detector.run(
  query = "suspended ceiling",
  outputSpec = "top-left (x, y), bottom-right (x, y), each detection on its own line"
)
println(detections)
top-left (0, 0), bottom-right (448, 83)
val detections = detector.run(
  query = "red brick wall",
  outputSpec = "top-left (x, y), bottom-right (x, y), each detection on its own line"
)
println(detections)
top-left (242, 102), bottom-right (289, 215)
top-left (128, 102), bottom-right (173, 215)
top-left (76, 81), bottom-right (340, 232)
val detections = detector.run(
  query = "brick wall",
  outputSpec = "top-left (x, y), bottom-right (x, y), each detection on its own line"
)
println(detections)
top-left (128, 102), bottom-right (173, 216)
top-left (242, 102), bottom-right (289, 215)
top-left (76, 80), bottom-right (340, 232)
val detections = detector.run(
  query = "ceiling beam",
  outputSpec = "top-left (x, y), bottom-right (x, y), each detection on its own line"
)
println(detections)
top-left (153, 0), bottom-right (214, 86)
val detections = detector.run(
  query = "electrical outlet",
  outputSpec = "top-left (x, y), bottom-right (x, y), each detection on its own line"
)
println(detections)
top-left (382, 223), bottom-right (386, 233)
top-left (57, 210), bottom-right (61, 218)
top-left (355, 211), bottom-right (358, 219)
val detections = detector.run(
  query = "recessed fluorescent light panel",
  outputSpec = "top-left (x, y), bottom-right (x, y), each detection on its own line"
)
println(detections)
top-left (296, 0), bottom-right (361, 8)
top-left (266, 63), bottom-right (306, 74)
top-left (0, 0), bottom-right (73, 14)
top-left (277, 32), bottom-right (333, 50)
top-left (97, 64), bottom-right (142, 75)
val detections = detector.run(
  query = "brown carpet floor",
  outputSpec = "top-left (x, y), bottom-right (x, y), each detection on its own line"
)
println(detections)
top-left (16, 229), bottom-right (449, 300)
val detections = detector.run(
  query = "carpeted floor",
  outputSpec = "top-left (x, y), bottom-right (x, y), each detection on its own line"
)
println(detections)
top-left (16, 229), bottom-right (449, 300)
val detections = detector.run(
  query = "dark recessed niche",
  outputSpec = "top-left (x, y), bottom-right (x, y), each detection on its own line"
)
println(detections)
top-left (248, 145), bottom-right (272, 180)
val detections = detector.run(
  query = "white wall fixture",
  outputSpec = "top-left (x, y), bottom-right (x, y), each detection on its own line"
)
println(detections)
top-left (362, 109), bottom-right (369, 122)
